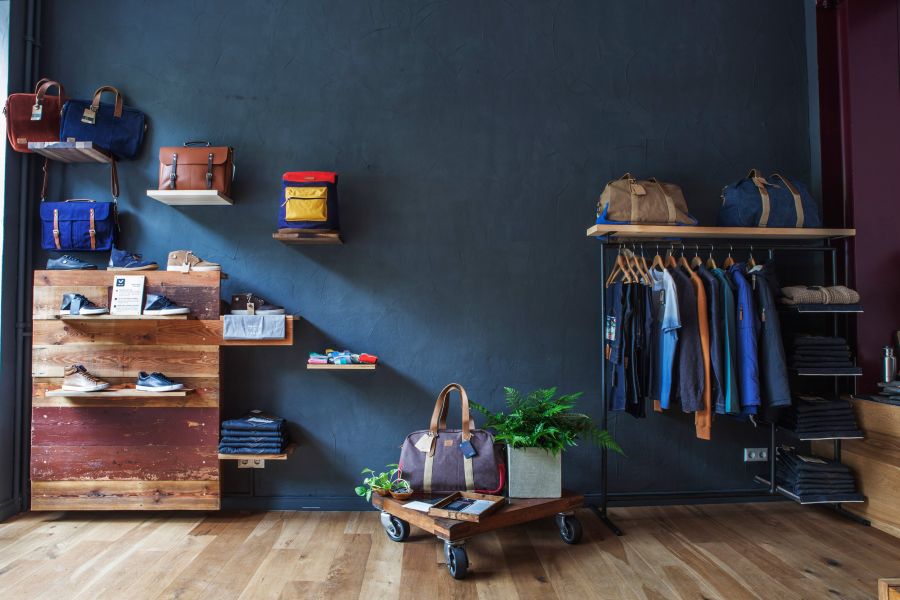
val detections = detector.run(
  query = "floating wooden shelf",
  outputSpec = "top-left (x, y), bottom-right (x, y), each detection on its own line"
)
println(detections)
top-left (586, 224), bottom-right (856, 240)
top-left (307, 363), bottom-right (376, 370)
top-left (218, 443), bottom-right (296, 461)
top-left (217, 315), bottom-right (297, 346)
top-left (146, 190), bottom-right (234, 206)
top-left (45, 388), bottom-right (193, 398)
top-left (28, 141), bottom-right (112, 163)
top-left (273, 230), bottom-right (342, 245)
top-left (55, 314), bottom-right (190, 321)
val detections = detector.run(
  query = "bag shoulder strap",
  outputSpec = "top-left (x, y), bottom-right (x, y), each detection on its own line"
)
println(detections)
top-left (91, 86), bottom-right (123, 118)
top-left (770, 173), bottom-right (804, 227)
top-left (428, 383), bottom-right (473, 439)
top-left (647, 177), bottom-right (676, 224)
top-left (747, 168), bottom-right (771, 227)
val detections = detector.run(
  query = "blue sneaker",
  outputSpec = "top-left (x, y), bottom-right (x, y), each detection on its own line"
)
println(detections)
top-left (143, 294), bottom-right (190, 316)
top-left (47, 255), bottom-right (97, 270)
top-left (108, 247), bottom-right (158, 271)
top-left (136, 371), bottom-right (184, 392)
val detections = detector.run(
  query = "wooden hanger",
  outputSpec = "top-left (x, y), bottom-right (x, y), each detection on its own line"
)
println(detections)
top-left (605, 248), bottom-right (625, 287)
top-left (723, 245), bottom-right (735, 268)
top-left (690, 244), bottom-right (703, 269)
top-left (665, 245), bottom-right (677, 268)
top-left (706, 245), bottom-right (718, 269)
top-left (632, 245), bottom-right (650, 284)
top-left (637, 247), bottom-right (652, 284)
top-left (651, 245), bottom-right (666, 271)
top-left (678, 243), bottom-right (692, 270)
top-left (747, 244), bottom-right (757, 268)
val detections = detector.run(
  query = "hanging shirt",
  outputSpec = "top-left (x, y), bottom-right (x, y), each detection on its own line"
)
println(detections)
top-left (624, 283), bottom-right (647, 418)
top-left (648, 268), bottom-right (680, 410)
top-left (697, 265), bottom-right (726, 414)
top-left (749, 261), bottom-right (791, 412)
top-left (605, 279), bottom-right (627, 411)
top-left (688, 267), bottom-right (712, 440)
top-left (669, 266), bottom-right (705, 413)
top-left (712, 268), bottom-right (741, 414)
top-left (729, 263), bottom-right (761, 415)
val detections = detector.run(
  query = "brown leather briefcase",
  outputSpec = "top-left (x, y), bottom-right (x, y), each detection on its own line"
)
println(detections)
top-left (158, 141), bottom-right (234, 194)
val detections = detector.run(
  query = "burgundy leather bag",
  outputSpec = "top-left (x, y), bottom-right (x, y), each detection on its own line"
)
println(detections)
top-left (399, 383), bottom-right (504, 494)
top-left (4, 79), bottom-right (66, 153)
top-left (158, 141), bottom-right (234, 194)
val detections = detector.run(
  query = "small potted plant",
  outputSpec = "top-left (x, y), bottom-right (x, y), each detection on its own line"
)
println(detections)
top-left (472, 387), bottom-right (622, 498)
top-left (390, 475), bottom-right (413, 500)
top-left (355, 465), bottom-right (398, 502)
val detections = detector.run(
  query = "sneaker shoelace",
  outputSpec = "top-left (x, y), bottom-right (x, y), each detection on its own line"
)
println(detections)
top-left (75, 366), bottom-right (103, 384)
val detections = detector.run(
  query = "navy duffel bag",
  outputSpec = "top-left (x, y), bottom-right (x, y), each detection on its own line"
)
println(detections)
top-left (718, 169), bottom-right (821, 228)
top-left (60, 85), bottom-right (146, 160)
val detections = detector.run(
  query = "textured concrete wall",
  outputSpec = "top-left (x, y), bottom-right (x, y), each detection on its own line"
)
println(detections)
top-left (36, 0), bottom-right (810, 507)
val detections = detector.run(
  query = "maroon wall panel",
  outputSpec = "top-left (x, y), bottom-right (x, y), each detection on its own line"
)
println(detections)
top-left (31, 407), bottom-right (218, 446)
top-left (31, 445), bottom-right (219, 481)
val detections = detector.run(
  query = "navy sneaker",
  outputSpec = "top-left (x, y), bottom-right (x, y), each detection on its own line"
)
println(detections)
top-left (108, 247), bottom-right (158, 271)
top-left (143, 294), bottom-right (190, 316)
top-left (47, 255), bottom-right (97, 270)
top-left (136, 371), bottom-right (184, 392)
top-left (60, 293), bottom-right (108, 315)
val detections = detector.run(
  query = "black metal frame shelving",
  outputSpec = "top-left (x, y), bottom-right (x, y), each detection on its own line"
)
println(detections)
top-left (590, 226), bottom-right (864, 535)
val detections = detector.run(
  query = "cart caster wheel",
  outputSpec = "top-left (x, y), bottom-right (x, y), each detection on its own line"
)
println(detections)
top-left (557, 514), bottom-right (583, 544)
top-left (380, 512), bottom-right (409, 542)
top-left (444, 542), bottom-right (469, 579)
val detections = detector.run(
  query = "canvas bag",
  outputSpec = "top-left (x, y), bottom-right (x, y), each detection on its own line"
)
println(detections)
top-left (4, 78), bottom-right (66, 153)
top-left (279, 171), bottom-right (340, 230)
top-left (717, 169), bottom-right (822, 228)
top-left (39, 159), bottom-right (118, 252)
top-left (60, 85), bottom-right (146, 160)
top-left (596, 173), bottom-right (697, 225)
top-left (398, 383), bottom-right (503, 494)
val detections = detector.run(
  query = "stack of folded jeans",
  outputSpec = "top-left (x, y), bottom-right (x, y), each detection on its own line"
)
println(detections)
top-left (219, 410), bottom-right (289, 455)
top-left (779, 396), bottom-right (863, 439)
top-left (788, 336), bottom-right (858, 373)
top-left (775, 447), bottom-right (863, 502)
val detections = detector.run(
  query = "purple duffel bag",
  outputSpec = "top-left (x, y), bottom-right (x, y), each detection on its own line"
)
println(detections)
top-left (399, 383), bottom-right (504, 494)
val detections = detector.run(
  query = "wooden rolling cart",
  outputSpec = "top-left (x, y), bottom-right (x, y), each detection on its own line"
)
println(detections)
top-left (372, 490), bottom-right (584, 580)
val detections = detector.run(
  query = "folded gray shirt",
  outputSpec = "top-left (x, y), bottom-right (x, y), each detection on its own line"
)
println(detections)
top-left (223, 315), bottom-right (286, 339)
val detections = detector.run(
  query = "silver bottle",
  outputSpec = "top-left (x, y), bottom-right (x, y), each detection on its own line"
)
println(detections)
top-left (883, 346), bottom-right (897, 383)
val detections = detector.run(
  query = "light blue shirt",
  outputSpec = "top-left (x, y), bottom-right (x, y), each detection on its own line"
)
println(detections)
top-left (649, 268), bottom-right (681, 409)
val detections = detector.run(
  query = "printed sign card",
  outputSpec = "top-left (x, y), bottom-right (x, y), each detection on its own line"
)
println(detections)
top-left (110, 275), bottom-right (145, 315)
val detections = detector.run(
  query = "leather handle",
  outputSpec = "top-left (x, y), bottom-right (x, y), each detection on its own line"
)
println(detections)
top-left (35, 80), bottom-right (65, 106)
top-left (110, 158), bottom-right (119, 200)
top-left (648, 177), bottom-right (677, 224)
top-left (748, 168), bottom-right (771, 227)
top-left (33, 78), bottom-right (51, 94)
top-left (770, 173), bottom-right (804, 227)
top-left (428, 383), bottom-right (472, 440)
top-left (40, 157), bottom-right (49, 201)
top-left (90, 86), bottom-right (123, 118)
top-left (184, 141), bottom-right (211, 147)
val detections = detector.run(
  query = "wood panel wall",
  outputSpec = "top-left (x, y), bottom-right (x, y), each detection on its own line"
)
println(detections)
top-left (30, 271), bottom-right (223, 510)
top-left (813, 398), bottom-right (900, 539)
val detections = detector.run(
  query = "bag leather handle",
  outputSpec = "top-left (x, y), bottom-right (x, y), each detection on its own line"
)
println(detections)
top-left (428, 383), bottom-right (473, 441)
top-left (90, 86), bottom-right (123, 118)
top-left (33, 78), bottom-right (51, 94)
top-left (770, 173), bottom-right (804, 227)
top-left (647, 177), bottom-right (677, 225)
top-left (184, 141), bottom-right (211, 147)
top-left (748, 168), bottom-right (771, 227)
top-left (35, 80), bottom-right (66, 108)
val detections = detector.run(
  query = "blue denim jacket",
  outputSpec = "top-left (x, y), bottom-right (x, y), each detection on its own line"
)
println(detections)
top-left (749, 262), bottom-right (791, 408)
top-left (728, 264), bottom-right (761, 415)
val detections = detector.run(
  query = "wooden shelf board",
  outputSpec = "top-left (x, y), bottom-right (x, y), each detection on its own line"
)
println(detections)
top-left (307, 364), bottom-right (376, 370)
top-left (586, 224), bottom-right (856, 240)
top-left (28, 141), bottom-right (112, 163)
top-left (273, 230), bottom-right (342, 245)
top-left (55, 314), bottom-right (190, 321)
top-left (216, 315), bottom-right (297, 346)
top-left (218, 443), bottom-right (295, 461)
top-left (146, 190), bottom-right (234, 206)
top-left (45, 388), bottom-right (192, 398)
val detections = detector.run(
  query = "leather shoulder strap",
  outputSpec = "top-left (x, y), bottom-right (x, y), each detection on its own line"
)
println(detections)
top-left (91, 86), bottom-right (123, 118)
top-left (770, 173), bottom-right (804, 227)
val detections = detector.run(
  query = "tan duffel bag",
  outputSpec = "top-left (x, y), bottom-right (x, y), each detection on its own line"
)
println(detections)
top-left (596, 173), bottom-right (697, 225)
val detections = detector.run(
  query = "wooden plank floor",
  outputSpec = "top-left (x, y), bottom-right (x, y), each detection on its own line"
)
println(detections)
top-left (1, 503), bottom-right (899, 599)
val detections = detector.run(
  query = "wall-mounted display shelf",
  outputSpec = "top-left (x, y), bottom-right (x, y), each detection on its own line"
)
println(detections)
top-left (754, 476), bottom-right (866, 505)
top-left (217, 315), bottom-right (297, 346)
top-left (45, 388), bottom-right (193, 398)
top-left (780, 304), bottom-right (863, 313)
top-left (273, 229), bottom-right (343, 245)
top-left (55, 314), bottom-right (190, 321)
top-left (586, 224), bottom-right (856, 240)
top-left (218, 443), bottom-right (296, 462)
top-left (307, 364), bottom-right (376, 370)
top-left (146, 189), bottom-right (234, 206)
top-left (792, 368), bottom-right (863, 376)
top-left (28, 141), bottom-right (112, 163)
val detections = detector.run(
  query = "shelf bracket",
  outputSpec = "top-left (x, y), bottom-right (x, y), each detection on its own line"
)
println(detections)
top-left (237, 458), bottom-right (267, 469)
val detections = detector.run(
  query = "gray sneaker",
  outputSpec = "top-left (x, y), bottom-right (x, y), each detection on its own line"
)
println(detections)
top-left (62, 365), bottom-right (110, 392)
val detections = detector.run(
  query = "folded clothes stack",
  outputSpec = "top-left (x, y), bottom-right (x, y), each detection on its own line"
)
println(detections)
top-left (779, 395), bottom-right (863, 439)
top-left (308, 349), bottom-right (378, 365)
top-left (788, 336), bottom-right (858, 372)
top-left (219, 410), bottom-right (289, 455)
top-left (775, 447), bottom-right (863, 502)
top-left (780, 285), bottom-right (860, 305)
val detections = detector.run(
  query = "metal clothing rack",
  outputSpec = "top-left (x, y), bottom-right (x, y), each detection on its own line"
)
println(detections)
top-left (590, 227), bottom-right (861, 535)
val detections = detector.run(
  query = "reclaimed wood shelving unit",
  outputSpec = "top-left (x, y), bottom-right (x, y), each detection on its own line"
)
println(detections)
top-left (30, 270), bottom-right (294, 511)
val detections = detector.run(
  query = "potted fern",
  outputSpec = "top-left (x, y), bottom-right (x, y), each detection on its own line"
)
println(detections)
top-left (472, 387), bottom-right (622, 498)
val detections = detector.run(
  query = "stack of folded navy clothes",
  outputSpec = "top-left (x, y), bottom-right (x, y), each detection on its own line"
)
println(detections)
top-left (778, 395), bottom-right (863, 439)
top-left (775, 447), bottom-right (863, 503)
top-left (788, 336), bottom-right (860, 374)
top-left (219, 410), bottom-right (289, 455)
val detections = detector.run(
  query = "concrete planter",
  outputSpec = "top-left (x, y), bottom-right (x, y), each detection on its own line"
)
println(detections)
top-left (507, 446), bottom-right (562, 498)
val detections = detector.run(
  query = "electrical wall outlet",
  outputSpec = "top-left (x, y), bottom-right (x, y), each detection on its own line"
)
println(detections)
top-left (743, 448), bottom-right (769, 462)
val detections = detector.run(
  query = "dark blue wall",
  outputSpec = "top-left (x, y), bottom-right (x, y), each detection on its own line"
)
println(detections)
top-left (36, 0), bottom-right (811, 508)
